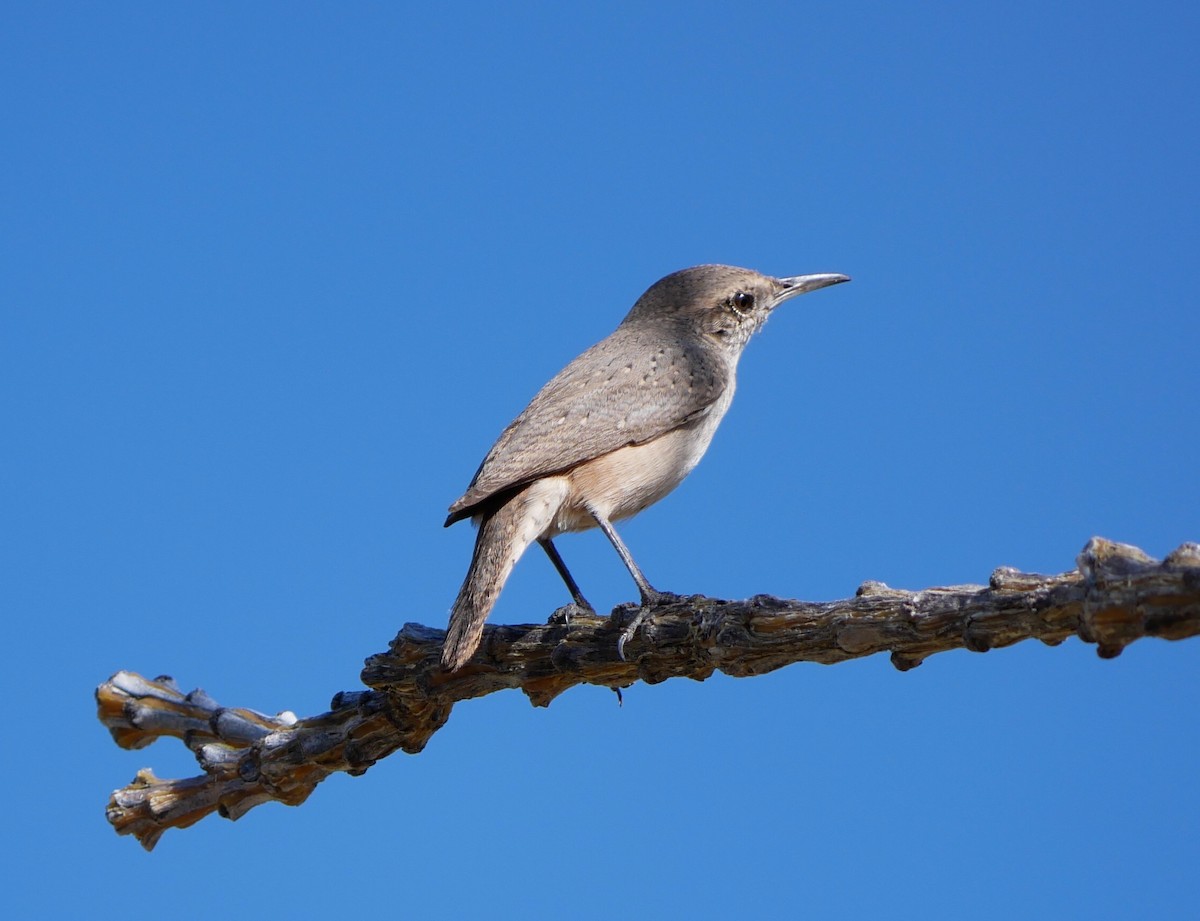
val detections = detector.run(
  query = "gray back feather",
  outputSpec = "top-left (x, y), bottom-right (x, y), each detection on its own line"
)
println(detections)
top-left (446, 319), bottom-right (728, 523)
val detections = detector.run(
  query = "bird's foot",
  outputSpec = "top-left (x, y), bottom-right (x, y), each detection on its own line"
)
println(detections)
top-left (608, 590), bottom-right (682, 659)
top-left (639, 588), bottom-right (682, 607)
top-left (547, 600), bottom-right (595, 626)
top-left (615, 608), bottom-right (648, 661)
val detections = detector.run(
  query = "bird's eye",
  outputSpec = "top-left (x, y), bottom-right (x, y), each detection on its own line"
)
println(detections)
top-left (731, 291), bottom-right (755, 313)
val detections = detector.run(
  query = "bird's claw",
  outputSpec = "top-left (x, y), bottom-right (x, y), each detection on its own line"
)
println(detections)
top-left (548, 600), bottom-right (594, 626)
top-left (613, 590), bottom-right (682, 659)
top-left (616, 610), bottom-right (647, 660)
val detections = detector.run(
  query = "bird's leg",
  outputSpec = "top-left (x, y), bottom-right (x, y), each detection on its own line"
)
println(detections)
top-left (586, 506), bottom-right (680, 659)
top-left (585, 508), bottom-right (674, 603)
top-left (539, 538), bottom-right (595, 621)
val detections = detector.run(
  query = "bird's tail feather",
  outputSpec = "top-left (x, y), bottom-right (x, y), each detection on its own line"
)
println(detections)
top-left (441, 482), bottom-right (565, 670)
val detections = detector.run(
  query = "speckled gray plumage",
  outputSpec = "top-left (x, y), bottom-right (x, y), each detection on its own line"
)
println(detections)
top-left (446, 321), bottom-right (730, 524)
top-left (440, 264), bottom-right (850, 670)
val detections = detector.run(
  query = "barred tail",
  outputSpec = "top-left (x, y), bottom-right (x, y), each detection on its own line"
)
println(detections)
top-left (441, 480), bottom-right (566, 670)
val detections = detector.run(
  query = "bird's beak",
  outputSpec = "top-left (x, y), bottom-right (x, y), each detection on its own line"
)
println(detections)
top-left (773, 272), bottom-right (851, 308)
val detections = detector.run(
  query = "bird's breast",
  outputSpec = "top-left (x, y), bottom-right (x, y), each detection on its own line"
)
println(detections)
top-left (548, 383), bottom-right (735, 535)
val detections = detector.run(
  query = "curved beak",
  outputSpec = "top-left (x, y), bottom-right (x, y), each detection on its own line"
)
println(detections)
top-left (773, 272), bottom-right (851, 308)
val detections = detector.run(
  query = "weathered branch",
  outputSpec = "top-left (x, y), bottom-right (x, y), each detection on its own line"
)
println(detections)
top-left (99, 537), bottom-right (1200, 849)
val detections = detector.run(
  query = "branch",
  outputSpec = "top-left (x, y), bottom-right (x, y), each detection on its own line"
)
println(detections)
top-left (99, 537), bottom-right (1200, 849)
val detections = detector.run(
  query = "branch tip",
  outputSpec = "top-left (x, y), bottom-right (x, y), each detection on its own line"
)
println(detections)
top-left (99, 537), bottom-right (1200, 849)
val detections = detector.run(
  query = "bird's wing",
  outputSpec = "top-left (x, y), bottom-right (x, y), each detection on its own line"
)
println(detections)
top-left (446, 324), bottom-right (728, 524)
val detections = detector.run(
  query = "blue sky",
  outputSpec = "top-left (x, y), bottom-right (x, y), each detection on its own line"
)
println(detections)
top-left (4, 3), bottom-right (1198, 918)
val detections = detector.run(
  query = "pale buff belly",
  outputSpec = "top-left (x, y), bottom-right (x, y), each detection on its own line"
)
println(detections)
top-left (542, 387), bottom-right (734, 536)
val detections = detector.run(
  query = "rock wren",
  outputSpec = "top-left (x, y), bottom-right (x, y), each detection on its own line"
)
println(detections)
top-left (441, 264), bottom-right (849, 670)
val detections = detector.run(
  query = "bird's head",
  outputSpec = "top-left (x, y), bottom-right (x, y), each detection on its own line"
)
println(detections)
top-left (623, 264), bottom-right (849, 352)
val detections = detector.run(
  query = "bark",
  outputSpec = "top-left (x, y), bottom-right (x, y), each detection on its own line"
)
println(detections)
top-left (98, 537), bottom-right (1200, 850)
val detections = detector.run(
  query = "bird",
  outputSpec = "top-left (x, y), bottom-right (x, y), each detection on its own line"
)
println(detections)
top-left (441, 263), bottom-right (850, 670)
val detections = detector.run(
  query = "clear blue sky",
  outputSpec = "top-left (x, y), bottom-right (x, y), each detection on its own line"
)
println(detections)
top-left (4, 3), bottom-right (1197, 918)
